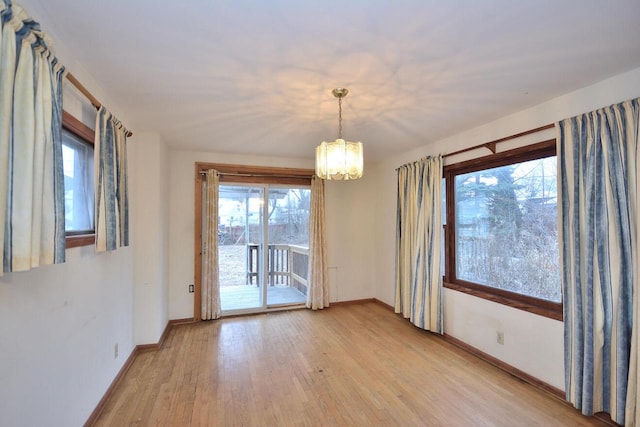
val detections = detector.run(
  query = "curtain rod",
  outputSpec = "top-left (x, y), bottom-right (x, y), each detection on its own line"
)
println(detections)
top-left (442, 123), bottom-right (554, 158)
top-left (199, 171), bottom-right (314, 179)
top-left (65, 72), bottom-right (133, 137)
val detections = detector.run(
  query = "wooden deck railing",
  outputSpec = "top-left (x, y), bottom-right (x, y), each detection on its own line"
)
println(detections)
top-left (289, 245), bottom-right (309, 294)
top-left (247, 244), bottom-right (308, 293)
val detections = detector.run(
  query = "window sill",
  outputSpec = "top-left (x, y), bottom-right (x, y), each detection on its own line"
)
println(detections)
top-left (443, 281), bottom-right (563, 321)
top-left (66, 234), bottom-right (95, 249)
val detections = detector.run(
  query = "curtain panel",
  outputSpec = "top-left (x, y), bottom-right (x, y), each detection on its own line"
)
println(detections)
top-left (201, 169), bottom-right (221, 320)
top-left (94, 106), bottom-right (129, 252)
top-left (0, 1), bottom-right (66, 274)
top-left (395, 155), bottom-right (443, 332)
top-left (306, 176), bottom-right (329, 310)
top-left (557, 98), bottom-right (639, 425)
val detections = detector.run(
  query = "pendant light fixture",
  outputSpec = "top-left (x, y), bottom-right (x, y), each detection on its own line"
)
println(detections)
top-left (315, 88), bottom-right (363, 180)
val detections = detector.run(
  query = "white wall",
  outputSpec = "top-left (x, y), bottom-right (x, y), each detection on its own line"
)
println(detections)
top-left (168, 150), bottom-right (376, 319)
top-left (324, 174), bottom-right (376, 302)
top-left (132, 132), bottom-right (170, 344)
top-left (372, 66), bottom-right (640, 390)
top-left (0, 247), bottom-right (134, 427)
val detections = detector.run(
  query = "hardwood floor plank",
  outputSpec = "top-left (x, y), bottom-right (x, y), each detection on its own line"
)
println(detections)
top-left (93, 302), bottom-right (607, 426)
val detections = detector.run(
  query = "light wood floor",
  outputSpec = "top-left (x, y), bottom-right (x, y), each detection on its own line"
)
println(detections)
top-left (94, 302), bottom-right (606, 426)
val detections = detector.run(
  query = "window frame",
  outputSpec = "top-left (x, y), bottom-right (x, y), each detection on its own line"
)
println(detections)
top-left (62, 110), bottom-right (96, 249)
top-left (443, 139), bottom-right (562, 320)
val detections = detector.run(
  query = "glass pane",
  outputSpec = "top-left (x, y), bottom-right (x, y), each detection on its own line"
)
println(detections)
top-left (218, 185), bottom-right (264, 311)
top-left (454, 156), bottom-right (561, 302)
top-left (266, 187), bottom-right (310, 306)
top-left (62, 129), bottom-right (94, 232)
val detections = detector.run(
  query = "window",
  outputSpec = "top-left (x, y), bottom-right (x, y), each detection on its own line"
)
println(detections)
top-left (62, 110), bottom-right (96, 248)
top-left (62, 129), bottom-right (94, 232)
top-left (443, 140), bottom-right (562, 319)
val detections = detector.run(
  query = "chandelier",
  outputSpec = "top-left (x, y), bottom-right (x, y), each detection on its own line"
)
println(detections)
top-left (315, 88), bottom-right (363, 180)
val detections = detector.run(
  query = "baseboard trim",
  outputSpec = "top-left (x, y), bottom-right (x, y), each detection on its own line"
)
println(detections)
top-left (373, 299), bottom-right (618, 426)
top-left (136, 318), bottom-right (192, 351)
top-left (593, 412), bottom-right (620, 426)
top-left (373, 298), bottom-right (394, 311)
top-left (442, 333), bottom-right (564, 399)
top-left (171, 317), bottom-right (198, 326)
top-left (331, 298), bottom-right (376, 306)
top-left (441, 335), bottom-right (618, 425)
top-left (83, 346), bottom-right (139, 427)
top-left (84, 319), bottom-right (182, 426)
top-left (373, 298), bottom-right (564, 398)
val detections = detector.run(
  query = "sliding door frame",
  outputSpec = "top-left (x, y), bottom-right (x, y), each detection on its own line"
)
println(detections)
top-left (193, 163), bottom-right (313, 320)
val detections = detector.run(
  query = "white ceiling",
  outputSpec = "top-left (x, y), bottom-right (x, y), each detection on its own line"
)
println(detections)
top-left (23, 0), bottom-right (640, 162)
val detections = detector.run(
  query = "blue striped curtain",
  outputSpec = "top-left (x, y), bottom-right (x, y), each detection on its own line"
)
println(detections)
top-left (557, 98), bottom-right (639, 425)
top-left (395, 155), bottom-right (443, 332)
top-left (95, 106), bottom-right (129, 252)
top-left (0, 1), bottom-right (66, 274)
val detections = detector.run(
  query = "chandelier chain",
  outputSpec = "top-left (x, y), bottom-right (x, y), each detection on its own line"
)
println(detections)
top-left (338, 96), bottom-right (343, 139)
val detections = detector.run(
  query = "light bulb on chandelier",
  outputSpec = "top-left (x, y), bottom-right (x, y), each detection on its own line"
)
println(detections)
top-left (315, 88), bottom-right (363, 180)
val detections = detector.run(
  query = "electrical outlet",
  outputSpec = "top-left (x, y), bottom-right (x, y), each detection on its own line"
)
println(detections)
top-left (496, 331), bottom-right (504, 345)
top-left (188, 284), bottom-right (194, 293)
top-left (114, 343), bottom-right (119, 358)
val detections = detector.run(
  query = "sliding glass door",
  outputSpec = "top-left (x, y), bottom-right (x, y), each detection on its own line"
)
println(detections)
top-left (266, 187), bottom-right (310, 306)
top-left (218, 186), bottom-right (264, 311)
top-left (217, 184), bottom-right (310, 313)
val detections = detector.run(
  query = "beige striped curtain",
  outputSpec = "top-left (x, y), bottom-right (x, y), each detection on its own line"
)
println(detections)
top-left (395, 155), bottom-right (443, 332)
top-left (202, 169), bottom-right (221, 320)
top-left (306, 176), bottom-right (329, 310)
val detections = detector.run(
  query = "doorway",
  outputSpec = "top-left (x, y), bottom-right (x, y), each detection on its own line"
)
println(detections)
top-left (194, 163), bottom-right (314, 319)
top-left (217, 184), bottom-right (310, 313)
